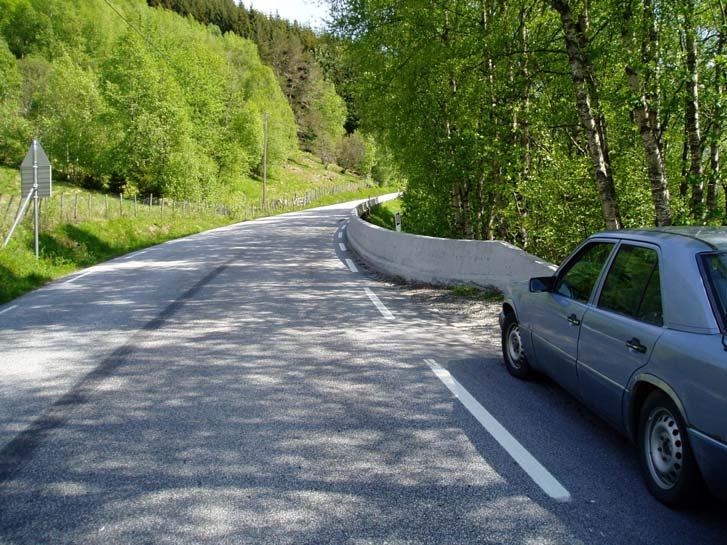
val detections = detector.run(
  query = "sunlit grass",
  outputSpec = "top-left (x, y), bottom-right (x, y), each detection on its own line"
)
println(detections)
top-left (0, 154), bottom-right (399, 304)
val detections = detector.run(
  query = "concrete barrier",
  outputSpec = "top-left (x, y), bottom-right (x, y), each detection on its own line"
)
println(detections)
top-left (348, 194), bottom-right (557, 293)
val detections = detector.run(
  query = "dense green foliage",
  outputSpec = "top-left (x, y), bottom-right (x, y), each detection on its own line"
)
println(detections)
top-left (0, 0), bottom-right (298, 199)
top-left (330, 0), bottom-right (727, 260)
top-left (146, 0), bottom-right (353, 156)
top-left (364, 198), bottom-right (402, 231)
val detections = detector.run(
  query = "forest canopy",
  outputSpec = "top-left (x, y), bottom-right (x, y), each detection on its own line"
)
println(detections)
top-left (329, 0), bottom-right (727, 260)
top-left (0, 0), bottom-right (301, 200)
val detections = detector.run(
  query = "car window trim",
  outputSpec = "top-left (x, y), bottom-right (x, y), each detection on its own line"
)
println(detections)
top-left (697, 251), bottom-right (727, 333)
top-left (554, 239), bottom-right (618, 305)
top-left (593, 240), bottom-right (664, 327)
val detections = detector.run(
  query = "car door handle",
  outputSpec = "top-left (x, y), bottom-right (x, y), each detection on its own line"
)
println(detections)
top-left (626, 338), bottom-right (647, 354)
top-left (567, 313), bottom-right (580, 326)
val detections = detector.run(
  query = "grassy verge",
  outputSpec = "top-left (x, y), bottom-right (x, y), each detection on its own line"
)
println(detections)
top-left (364, 198), bottom-right (402, 230)
top-left (0, 159), bottom-right (398, 304)
top-left (449, 284), bottom-right (504, 301)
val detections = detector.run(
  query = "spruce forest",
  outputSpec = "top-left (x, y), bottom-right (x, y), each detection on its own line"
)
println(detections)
top-left (2, 0), bottom-right (726, 262)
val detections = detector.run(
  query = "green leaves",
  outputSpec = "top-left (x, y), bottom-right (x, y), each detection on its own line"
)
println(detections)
top-left (0, 0), bottom-right (300, 201)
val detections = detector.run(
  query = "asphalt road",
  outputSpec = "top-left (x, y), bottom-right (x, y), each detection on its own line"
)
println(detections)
top-left (0, 199), bottom-right (724, 545)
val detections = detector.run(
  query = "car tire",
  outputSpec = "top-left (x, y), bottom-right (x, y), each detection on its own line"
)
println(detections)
top-left (637, 391), bottom-right (704, 509)
top-left (501, 312), bottom-right (533, 379)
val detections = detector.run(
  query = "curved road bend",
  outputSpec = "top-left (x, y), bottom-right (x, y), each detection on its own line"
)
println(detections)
top-left (0, 200), bottom-right (724, 544)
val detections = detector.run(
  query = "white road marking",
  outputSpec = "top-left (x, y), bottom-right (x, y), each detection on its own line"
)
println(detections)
top-left (345, 258), bottom-right (358, 273)
top-left (364, 287), bottom-right (395, 320)
top-left (338, 232), bottom-right (343, 239)
top-left (339, 243), bottom-right (347, 252)
top-left (121, 250), bottom-right (147, 260)
top-left (342, 223), bottom-right (347, 231)
top-left (0, 305), bottom-right (18, 316)
top-left (424, 358), bottom-right (572, 503)
top-left (65, 270), bottom-right (94, 284)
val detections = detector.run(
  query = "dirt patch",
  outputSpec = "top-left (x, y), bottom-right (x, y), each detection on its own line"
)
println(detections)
top-left (399, 284), bottom-right (503, 349)
top-left (348, 247), bottom-right (504, 351)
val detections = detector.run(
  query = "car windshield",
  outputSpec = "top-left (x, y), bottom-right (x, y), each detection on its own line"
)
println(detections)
top-left (701, 253), bottom-right (727, 325)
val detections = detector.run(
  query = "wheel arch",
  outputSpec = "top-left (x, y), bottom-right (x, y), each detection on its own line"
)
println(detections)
top-left (502, 301), bottom-right (516, 318)
top-left (626, 375), bottom-right (689, 442)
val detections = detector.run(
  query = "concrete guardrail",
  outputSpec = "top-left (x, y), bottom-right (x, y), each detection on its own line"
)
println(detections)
top-left (347, 194), bottom-right (557, 294)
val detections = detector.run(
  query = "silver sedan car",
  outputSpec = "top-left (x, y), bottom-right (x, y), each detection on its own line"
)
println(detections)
top-left (499, 227), bottom-right (727, 508)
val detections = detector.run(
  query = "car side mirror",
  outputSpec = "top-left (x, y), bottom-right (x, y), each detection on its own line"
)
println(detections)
top-left (529, 276), bottom-right (555, 293)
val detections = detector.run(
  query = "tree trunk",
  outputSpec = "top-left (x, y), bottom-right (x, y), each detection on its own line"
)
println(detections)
top-left (550, 0), bottom-right (622, 230)
top-left (451, 183), bottom-right (463, 234)
top-left (516, 6), bottom-right (531, 247)
top-left (622, 0), bottom-right (671, 226)
top-left (708, 6), bottom-right (726, 218)
top-left (460, 184), bottom-right (474, 239)
top-left (680, 121), bottom-right (689, 197)
top-left (684, 0), bottom-right (704, 220)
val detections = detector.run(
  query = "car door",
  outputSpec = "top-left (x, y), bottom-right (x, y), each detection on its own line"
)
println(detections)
top-left (529, 240), bottom-right (616, 395)
top-left (577, 242), bottom-right (665, 430)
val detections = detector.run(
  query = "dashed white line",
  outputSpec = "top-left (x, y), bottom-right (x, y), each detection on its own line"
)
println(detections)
top-left (0, 304), bottom-right (18, 316)
top-left (424, 358), bottom-right (572, 503)
top-left (339, 243), bottom-right (347, 252)
top-left (363, 288), bottom-right (394, 320)
top-left (338, 232), bottom-right (343, 240)
top-left (345, 258), bottom-right (358, 273)
top-left (64, 270), bottom-right (94, 284)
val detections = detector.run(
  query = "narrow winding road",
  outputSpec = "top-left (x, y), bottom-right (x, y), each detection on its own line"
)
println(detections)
top-left (0, 200), bottom-right (724, 544)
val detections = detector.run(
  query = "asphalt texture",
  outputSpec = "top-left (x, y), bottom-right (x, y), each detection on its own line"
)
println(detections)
top-left (0, 200), bottom-right (725, 545)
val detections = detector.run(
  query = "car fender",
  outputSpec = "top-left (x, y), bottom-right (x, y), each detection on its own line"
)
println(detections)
top-left (623, 372), bottom-right (689, 441)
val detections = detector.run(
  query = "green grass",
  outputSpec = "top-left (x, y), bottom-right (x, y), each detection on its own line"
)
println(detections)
top-left (364, 198), bottom-right (402, 230)
top-left (0, 215), bottom-right (231, 303)
top-left (0, 160), bottom-right (397, 304)
top-left (450, 284), bottom-right (504, 301)
top-left (225, 151), bottom-right (368, 205)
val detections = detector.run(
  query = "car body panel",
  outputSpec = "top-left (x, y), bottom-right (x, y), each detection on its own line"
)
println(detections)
top-left (578, 307), bottom-right (663, 430)
top-left (529, 293), bottom-right (587, 396)
top-left (688, 428), bottom-right (727, 501)
top-left (645, 330), bottom-right (727, 443)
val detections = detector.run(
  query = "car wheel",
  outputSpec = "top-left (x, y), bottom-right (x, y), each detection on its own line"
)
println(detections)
top-left (637, 391), bottom-right (703, 509)
top-left (501, 312), bottom-right (533, 379)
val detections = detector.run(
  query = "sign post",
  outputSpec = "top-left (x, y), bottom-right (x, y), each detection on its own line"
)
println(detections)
top-left (3, 140), bottom-right (52, 256)
top-left (395, 211), bottom-right (402, 232)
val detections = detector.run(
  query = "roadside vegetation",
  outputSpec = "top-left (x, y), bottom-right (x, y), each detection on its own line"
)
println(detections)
top-left (330, 0), bottom-right (727, 261)
top-left (0, 0), bottom-right (404, 303)
top-left (364, 199), bottom-right (402, 231)
top-left (449, 284), bottom-right (504, 302)
top-left (0, 160), bottom-right (396, 304)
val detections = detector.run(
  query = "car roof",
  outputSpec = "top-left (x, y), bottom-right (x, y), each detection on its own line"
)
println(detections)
top-left (591, 226), bottom-right (727, 251)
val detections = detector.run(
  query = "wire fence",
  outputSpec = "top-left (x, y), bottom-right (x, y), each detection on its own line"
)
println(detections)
top-left (0, 181), bottom-right (369, 242)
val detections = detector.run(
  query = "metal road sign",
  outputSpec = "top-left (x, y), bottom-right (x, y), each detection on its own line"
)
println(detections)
top-left (20, 141), bottom-right (52, 197)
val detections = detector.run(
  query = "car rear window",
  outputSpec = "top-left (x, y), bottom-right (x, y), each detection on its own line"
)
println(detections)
top-left (701, 253), bottom-right (727, 326)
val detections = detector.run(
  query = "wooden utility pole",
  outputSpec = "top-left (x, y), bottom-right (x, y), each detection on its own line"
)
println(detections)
top-left (263, 112), bottom-right (268, 205)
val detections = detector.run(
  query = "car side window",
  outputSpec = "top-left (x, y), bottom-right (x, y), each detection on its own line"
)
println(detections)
top-left (598, 244), bottom-right (663, 326)
top-left (555, 242), bottom-right (614, 303)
